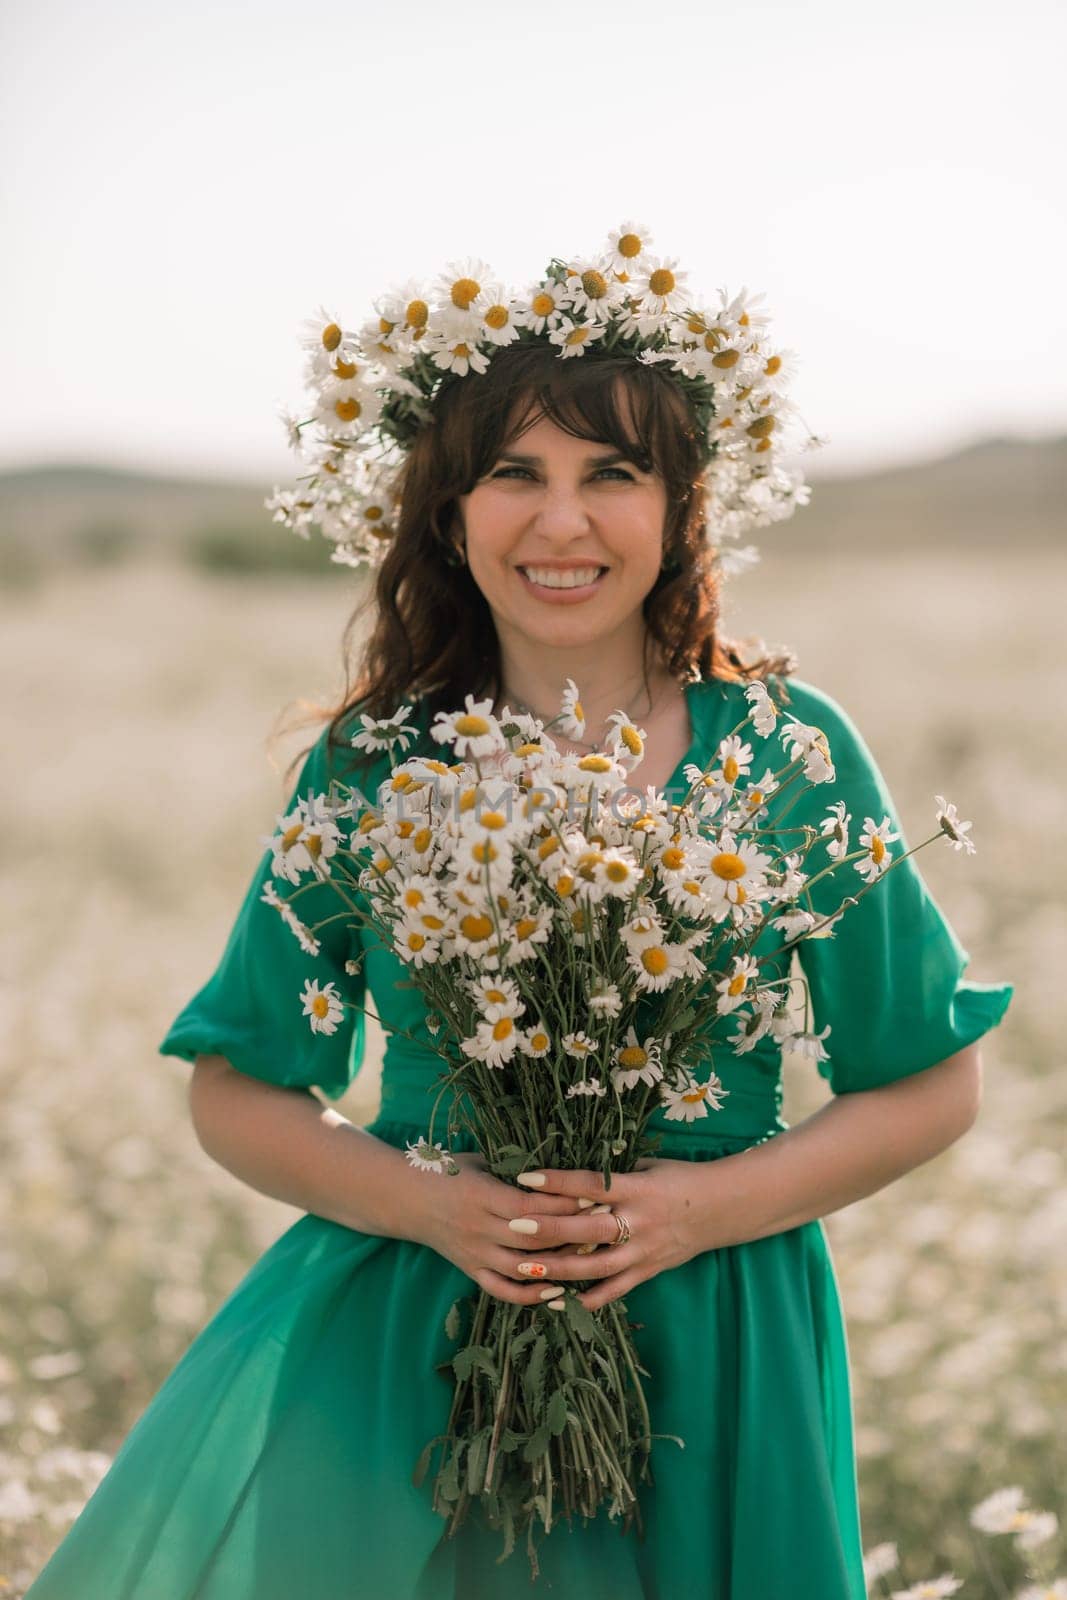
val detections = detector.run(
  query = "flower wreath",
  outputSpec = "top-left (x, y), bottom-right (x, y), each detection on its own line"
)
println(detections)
top-left (265, 220), bottom-right (824, 577)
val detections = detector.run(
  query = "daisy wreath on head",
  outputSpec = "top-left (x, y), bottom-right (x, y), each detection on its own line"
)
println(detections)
top-left (266, 220), bottom-right (826, 578)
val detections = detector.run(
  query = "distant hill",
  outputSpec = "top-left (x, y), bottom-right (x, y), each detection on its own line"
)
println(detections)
top-left (0, 434), bottom-right (1062, 586)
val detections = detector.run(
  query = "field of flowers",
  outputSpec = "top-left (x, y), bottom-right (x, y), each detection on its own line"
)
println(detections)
top-left (1, 553), bottom-right (1062, 1596)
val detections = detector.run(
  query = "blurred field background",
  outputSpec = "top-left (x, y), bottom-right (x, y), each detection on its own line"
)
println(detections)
top-left (1, 442), bottom-right (1064, 1593)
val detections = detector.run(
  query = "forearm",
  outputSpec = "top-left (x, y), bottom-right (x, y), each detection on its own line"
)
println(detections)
top-left (188, 1057), bottom-right (426, 1242)
top-left (690, 1046), bottom-right (983, 1250)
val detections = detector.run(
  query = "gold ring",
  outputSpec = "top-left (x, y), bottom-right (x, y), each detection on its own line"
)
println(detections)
top-left (611, 1212), bottom-right (632, 1247)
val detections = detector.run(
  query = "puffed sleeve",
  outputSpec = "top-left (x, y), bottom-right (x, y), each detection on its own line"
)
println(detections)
top-left (780, 679), bottom-right (1014, 1095)
top-left (157, 723), bottom-right (375, 1102)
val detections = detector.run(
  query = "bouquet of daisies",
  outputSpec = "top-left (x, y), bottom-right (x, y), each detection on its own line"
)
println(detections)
top-left (262, 678), bottom-right (977, 1577)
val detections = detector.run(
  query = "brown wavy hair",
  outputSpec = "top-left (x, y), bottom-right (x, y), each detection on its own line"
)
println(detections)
top-left (278, 341), bottom-right (797, 786)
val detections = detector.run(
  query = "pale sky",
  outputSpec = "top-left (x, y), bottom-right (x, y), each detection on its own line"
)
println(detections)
top-left (2, 0), bottom-right (1065, 483)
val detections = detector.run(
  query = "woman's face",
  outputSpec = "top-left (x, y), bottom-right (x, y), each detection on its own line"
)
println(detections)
top-left (455, 409), bottom-right (669, 651)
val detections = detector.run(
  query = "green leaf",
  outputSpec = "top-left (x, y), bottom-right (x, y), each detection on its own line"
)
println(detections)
top-left (466, 1428), bottom-right (490, 1494)
top-left (452, 1343), bottom-right (498, 1383)
top-left (436, 1448), bottom-right (462, 1503)
top-left (444, 1299), bottom-right (462, 1341)
top-left (521, 1333), bottom-right (548, 1410)
top-left (521, 1422), bottom-right (552, 1462)
top-left (546, 1388), bottom-right (568, 1437)
top-left (411, 1433), bottom-right (445, 1488)
top-left (564, 1294), bottom-right (600, 1343)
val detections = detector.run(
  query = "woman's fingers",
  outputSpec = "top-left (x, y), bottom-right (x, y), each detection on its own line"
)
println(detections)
top-left (500, 1203), bottom-right (622, 1254)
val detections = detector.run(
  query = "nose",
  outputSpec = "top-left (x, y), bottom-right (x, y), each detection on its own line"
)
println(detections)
top-left (532, 480), bottom-right (592, 541)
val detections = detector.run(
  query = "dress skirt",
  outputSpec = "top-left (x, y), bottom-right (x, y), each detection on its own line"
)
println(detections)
top-left (25, 1118), bottom-right (866, 1600)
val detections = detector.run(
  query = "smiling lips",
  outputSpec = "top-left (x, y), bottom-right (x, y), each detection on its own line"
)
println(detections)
top-left (516, 564), bottom-right (608, 600)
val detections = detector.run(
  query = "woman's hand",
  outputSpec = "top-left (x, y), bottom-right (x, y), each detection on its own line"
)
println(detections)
top-left (507, 1157), bottom-right (719, 1311)
top-left (414, 1151), bottom-right (597, 1308)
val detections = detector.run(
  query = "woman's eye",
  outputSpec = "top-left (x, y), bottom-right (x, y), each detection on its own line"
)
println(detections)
top-left (593, 466), bottom-right (635, 481)
top-left (490, 466), bottom-right (534, 480)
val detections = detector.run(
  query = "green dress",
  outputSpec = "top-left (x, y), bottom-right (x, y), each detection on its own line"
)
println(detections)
top-left (25, 672), bottom-right (1014, 1600)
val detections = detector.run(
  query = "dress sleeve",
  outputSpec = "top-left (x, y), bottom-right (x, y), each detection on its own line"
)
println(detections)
top-left (157, 724), bottom-right (372, 1102)
top-left (782, 681), bottom-right (1014, 1095)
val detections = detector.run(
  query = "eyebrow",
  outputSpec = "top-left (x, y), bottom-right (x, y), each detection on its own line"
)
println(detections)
top-left (495, 450), bottom-right (644, 470)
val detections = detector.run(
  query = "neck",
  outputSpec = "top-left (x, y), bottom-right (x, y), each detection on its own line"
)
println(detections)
top-left (494, 625), bottom-right (666, 735)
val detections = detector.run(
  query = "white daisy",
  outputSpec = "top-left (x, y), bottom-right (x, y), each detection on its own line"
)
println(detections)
top-left (467, 973), bottom-right (523, 1012)
top-left (743, 680), bottom-right (779, 737)
top-left (820, 799), bottom-right (851, 861)
top-left (299, 304), bottom-right (349, 360)
top-left (625, 938), bottom-right (686, 994)
top-left (429, 333), bottom-right (490, 376)
top-left (563, 258), bottom-right (628, 321)
top-left (856, 814), bottom-right (900, 883)
top-left (404, 1137), bottom-right (459, 1175)
top-left (783, 1024), bottom-right (832, 1062)
top-left (393, 917), bottom-right (443, 968)
top-left (659, 1070), bottom-right (727, 1122)
top-left (611, 1026), bottom-right (664, 1091)
top-left (604, 219), bottom-right (654, 277)
top-left (593, 847), bottom-right (643, 899)
top-left (269, 798), bottom-right (343, 885)
top-left (548, 316), bottom-right (606, 358)
top-left (518, 1020), bottom-right (552, 1057)
top-left (434, 257), bottom-right (493, 314)
top-left (259, 881), bottom-right (321, 957)
top-left (300, 977), bottom-right (344, 1036)
top-left (935, 794), bottom-right (976, 855)
top-left (588, 979), bottom-right (624, 1017)
top-left (562, 1029), bottom-right (598, 1060)
top-left (889, 1577), bottom-right (963, 1600)
top-left (632, 256), bottom-right (690, 317)
top-left (714, 954), bottom-right (760, 1015)
top-left (862, 1543), bottom-right (899, 1585)
top-left (517, 278), bottom-right (570, 334)
top-left (566, 1076), bottom-right (607, 1098)
top-left (478, 283), bottom-right (523, 346)
top-left (349, 704), bottom-right (419, 755)
top-left (460, 1012), bottom-right (522, 1069)
top-left (558, 678), bottom-right (586, 740)
top-left (312, 380), bottom-right (382, 441)
top-left (432, 694), bottom-right (506, 759)
top-left (778, 718), bottom-right (836, 784)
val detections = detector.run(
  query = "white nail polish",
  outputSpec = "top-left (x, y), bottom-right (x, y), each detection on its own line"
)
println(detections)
top-left (546, 1297), bottom-right (566, 1311)
top-left (516, 1172), bottom-right (546, 1187)
top-left (576, 1197), bottom-right (596, 1209)
top-left (508, 1218), bottom-right (539, 1234)
top-left (539, 1284), bottom-right (565, 1300)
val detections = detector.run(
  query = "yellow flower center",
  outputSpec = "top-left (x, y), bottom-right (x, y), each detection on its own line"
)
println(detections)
top-left (492, 1017), bottom-right (514, 1042)
top-left (565, 325), bottom-right (591, 346)
top-left (723, 755), bottom-right (739, 783)
top-left (530, 1030), bottom-right (549, 1051)
top-left (515, 917), bottom-right (538, 939)
top-left (661, 846), bottom-right (685, 870)
top-left (406, 931), bottom-right (427, 951)
top-left (712, 851), bottom-right (746, 880)
top-left (712, 348), bottom-right (740, 369)
top-left (405, 298), bottom-right (429, 328)
top-left (605, 861), bottom-right (631, 883)
top-left (332, 357), bottom-right (358, 380)
top-left (870, 835), bottom-right (886, 864)
top-left (620, 725), bottom-right (643, 755)
top-left (619, 1045), bottom-right (648, 1068)
top-left (618, 232), bottom-right (643, 259)
top-left (581, 269), bottom-right (608, 299)
top-left (334, 397), bottom-right (362, 422)
top-left (472, 840), bottom-right (500, 865)
top-left (578, 753), bottom-right (612, 772)
top-left (538, 837), bottom-right (561, 860)
top-left (686, 313), bottom-right (707, 334)
top-left (682, 1085), bottom-right (707, 1104)
top-left (364, 504), bottom-right (384, 521)
top-left (402, 886), bottom-right (425, 907)
top-left (312, 994), bottom-right (330, 1018)
top-left (455, 713), bottom-right (490, 736)
top-left (728, 972), bottom-right (746, 995)
top-left (378, 317), bottom-right (395, 335)
top-left (281, 822), bottom-right (303, 849)
top-left (648, 268), bottom-right (676, 297)
top-left (641, 946), bottom-right (669, 975)
top-left (480, 810), bottom-right (507, 830)
top-left (531, 291), bottom-right (555, 317)
top-left (764, 355), bottom-right (782, 375)
top-left (570, 907), bottom-right (586, 933)
top-left (746, 415), bottom-right (776, 438)
top-left (322, 322), bottom-right (342, 351)
top-left (484, 303), bottom-right (510, 329)
top-left (450, 277), bottom-right (480, 310)
top-left (452, 342), bottom-right (471, 359)
top-left (460, 913), bottom-right (493, 941)
top-left (421, 912), bottom-right (445, 930)
top-left (555, 872), bottom-right (575, 896)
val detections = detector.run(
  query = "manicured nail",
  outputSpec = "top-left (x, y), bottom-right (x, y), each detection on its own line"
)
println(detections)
top-left (508, 1218), bottom-right (539, 1234)
top-left (539, 1284), bottom-right (566, 1300)
top-left (576, 1197), bottom-right (596, 1209)
top-left (546, 1297), bottom-right (566, 1311)
top-left (517, 1262), bottom-right (547, 1278)
top-left (517, 1172), bottom-right (546, 1187)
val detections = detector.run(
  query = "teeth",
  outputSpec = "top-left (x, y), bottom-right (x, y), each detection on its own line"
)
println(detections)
top-left (521, 566), bottom-right (604, 589)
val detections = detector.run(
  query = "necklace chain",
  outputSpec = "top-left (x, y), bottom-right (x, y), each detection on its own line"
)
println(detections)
top-left (497, 673), bottom-right (655, 753)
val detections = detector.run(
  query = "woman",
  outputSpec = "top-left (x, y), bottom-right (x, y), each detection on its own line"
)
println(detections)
top-left (25, 260), bottom-right (1014, 1600)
